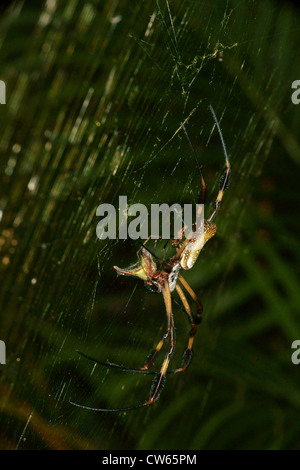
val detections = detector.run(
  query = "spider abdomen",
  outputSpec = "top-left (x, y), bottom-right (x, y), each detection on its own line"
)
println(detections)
top-left (180, 220), bottom-right (217, 270)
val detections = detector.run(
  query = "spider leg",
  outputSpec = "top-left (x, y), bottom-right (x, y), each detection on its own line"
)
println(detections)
top-left (173, 283), bottom-right (197, 373)
top-left (76, 274), bottom-right (203, 379)
top-left (69, 399), bottom-right (146, 412)
top-left (143, 280), bottom-right (175, 405)
top-left (76, 283), bottom-right (185, 376)
top-left (208, 162), bottom-right (230, 222)
top-left (76, 311), bottom-right (183, 376)
top-left (140, 327), bottom-right (170, 371)
top-left (180, 122), bottom-right (207, 205)
top-left (76, 350), bottom-right (157, 375)
top-left (70, 281), bottom-right (175, 412)
top-left (76, 349), bottom-right (180, 375)
top-left (136, 237), bottom-right (169, 264)
top-left (77, 294), bottom-right (172, 374)
top-left (161, 273), bottom-right (203, 375)
top-left (207, 105), bottom-right (231, 222)
top-left (178, 273), bottom-right (203, 324)
top-left (171, 122), bottom-right (207, 262)
top-left (76, 322), bottom-right (171, 376)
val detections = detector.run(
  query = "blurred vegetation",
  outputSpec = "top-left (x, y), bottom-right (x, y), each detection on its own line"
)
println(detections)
top-left (0, 0), bottom-right (300, 450)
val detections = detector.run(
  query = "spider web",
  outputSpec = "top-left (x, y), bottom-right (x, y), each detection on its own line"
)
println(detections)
top-left (0, 0), bottom-right (300, 450)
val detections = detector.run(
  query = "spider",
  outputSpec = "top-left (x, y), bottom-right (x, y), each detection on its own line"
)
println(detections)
top-left (70, 105), bottom-right (231, 412)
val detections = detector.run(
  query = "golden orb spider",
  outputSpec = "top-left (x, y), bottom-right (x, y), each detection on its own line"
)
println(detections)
top-left (70, 106), bottom-right (231, 412)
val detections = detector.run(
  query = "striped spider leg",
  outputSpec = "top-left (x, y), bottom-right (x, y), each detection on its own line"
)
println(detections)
top-left (70, 106), bottom-right (231, 412)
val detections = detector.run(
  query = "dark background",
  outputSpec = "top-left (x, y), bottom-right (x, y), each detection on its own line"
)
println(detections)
top-left (0, 0), bottom-right (300, 450)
